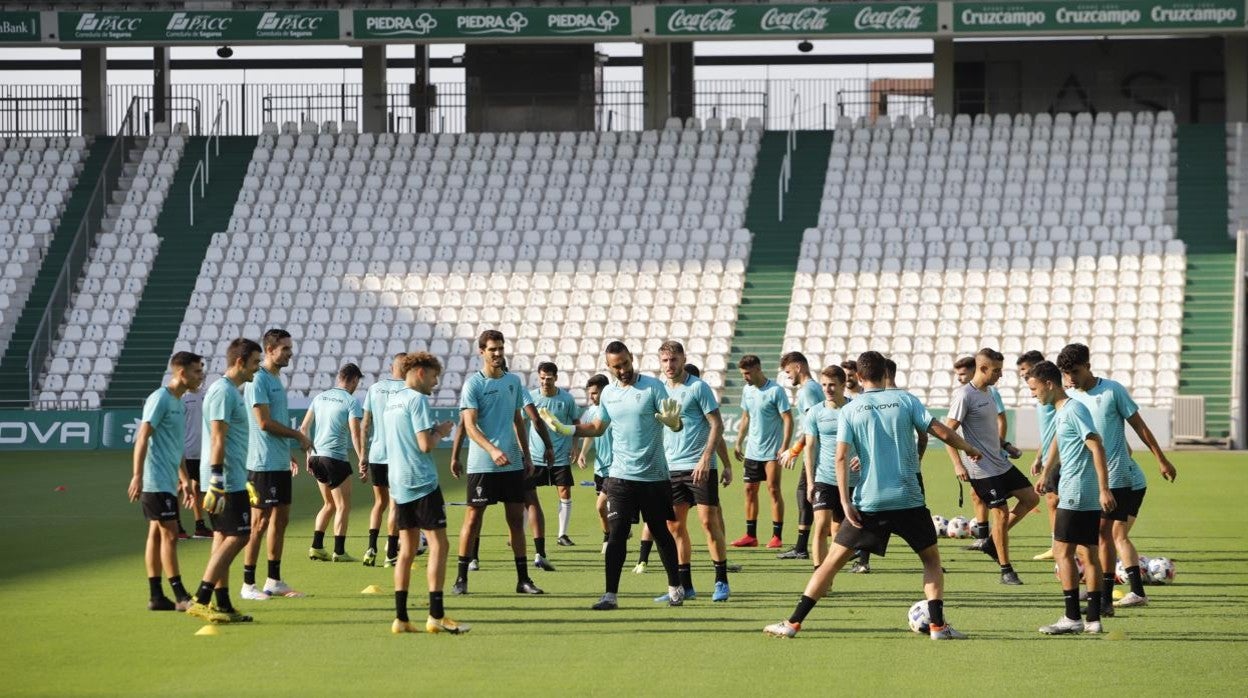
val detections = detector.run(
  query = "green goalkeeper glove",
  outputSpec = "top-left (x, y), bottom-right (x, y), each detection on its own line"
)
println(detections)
top-left (538, 407), bottom-right (574, 437)
top-left (655, 398), bottom-right (682, 431)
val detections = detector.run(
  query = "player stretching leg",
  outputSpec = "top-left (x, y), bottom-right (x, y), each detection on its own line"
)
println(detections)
top-left (945, 349), bottom-right (1039, 585)
top-left (385, 352), bottom-right (468, 635)
top-left (187, 338), bottom-right (263, 623)
top-left (764, 351), bottom-right (980, 640)
top-left (302, 364), bottom-right (365, 563)
top-left (1058, 343), bottom-right (1177, 613)
top-left (732, 355), bottom-right (792, 549)
top-left (129, 351), bottom-right (205, 611)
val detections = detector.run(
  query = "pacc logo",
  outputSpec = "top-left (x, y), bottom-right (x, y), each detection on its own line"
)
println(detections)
top-left (548, 11), bottom-right (621, 34)
top-left (365, 13), bottom-right (438, 36)
top-left (75, 13), bottom-right (142, 33)
top-left (458, 11), bottom-right (529, 35)
top-left (166, 12), bottom-right (231, 33)
top-left (257, 12), bottom-right (323, 32)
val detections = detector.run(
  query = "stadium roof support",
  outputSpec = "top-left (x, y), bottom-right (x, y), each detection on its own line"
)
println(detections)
top-left (81, 48), bottom-right (106, 135)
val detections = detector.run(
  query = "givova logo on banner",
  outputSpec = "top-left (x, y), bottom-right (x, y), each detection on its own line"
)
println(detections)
top-left (0, 411), bottom-right (99, 450)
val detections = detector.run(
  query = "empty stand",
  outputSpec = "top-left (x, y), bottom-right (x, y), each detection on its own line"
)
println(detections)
top-left (784, 111), bottom-right (1183, 408)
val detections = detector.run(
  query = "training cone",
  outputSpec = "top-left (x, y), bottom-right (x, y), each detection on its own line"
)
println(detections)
top-left (54, 486), bottom-right (67, 492)
top-left (195, 625), bottom-right (220, 636)
top-left (1112, 588), bottom-right (1125, 600)
top-left (361, 585), bottom-right (384, 595)
top-left (1105, 630), bottom-right (1128, 641)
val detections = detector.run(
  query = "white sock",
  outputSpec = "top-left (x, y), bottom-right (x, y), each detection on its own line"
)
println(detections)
top-left (558, 499), bottom-right (572, 538)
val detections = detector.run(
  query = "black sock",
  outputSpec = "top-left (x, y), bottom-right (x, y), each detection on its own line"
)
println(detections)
top-left (169, 575), bottom-right (188, 601)
top-left (714, 560), bottom-right (729, 584)
top-left (1102, 572), bottom-right (1116, 607)
top-left (312, 530), bottom-right (325, 549)
top-left (789, 594), bottom-right (818, 624)
top-left (534, 537), bottom-right (546, 558)
top-left (639, 539), bottom-right (653, 564)
top-left (429, 591), bottom-right (444, 620)
top-left (1063, 588), bottom-right (1081, 620)
top-left (858, 551), bottom-right (871, 564)
top-left (148, 576), bottom-right (163, 600)
top-left (772, 521), bottom-right (783, 539)
top-left (928, 599), bottom-right (946, 627)
top-left (243, 565), bottom-right (257, 586)
top-left (213, 587), bottom-right (234, 613)
top-left (1126, 565), bottom-right (1146, 597)
top-left (603, 531), bottom-right (609, 543)
top-left (195, 519), bottom-right (206, 529)
top-left (334, 535), bottom-right (346, 556)
top-left (267, 559), bottom-right (281, 581)
top-left (678, 563), bottom-right (693, 590)
top-left (195, 581), bottom-right (214, 605)
top-left (746, 520), bottom-right (757, 538)
top-left (514, 556), bottom-right (528, 583)
top-left (368, 528), bottom-right (380, 551)
top-left (794, 528), bottom-right (810, 553)
top-left (387, 535), bottom-right (400, 559)
top-left (456, 555), bottom-right (470, 583)
top-left (1000, 563), bottom-right (1014, 575)
top-left (395, 590), bottom-right (409, 622)
top-left (471, 536), bottom-right (481, 560)
top-left (1086, 592), bottom-right (1102, 622)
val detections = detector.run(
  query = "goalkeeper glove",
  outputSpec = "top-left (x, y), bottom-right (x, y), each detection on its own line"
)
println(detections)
top-left (655, 398), bottom-right (682, 431)
top-left (203, 468), bottom-right (226, 515)
top-left (246, 480), bottom-right (261, 507)
top-left (788, 440), bottom-right (806, 458)
top-left (538, 407), bottom-right (574, 437)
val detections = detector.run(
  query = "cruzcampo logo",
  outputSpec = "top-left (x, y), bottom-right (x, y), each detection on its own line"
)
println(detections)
top-left (547, 10), bottom-right (623, 34)
top-left (457, 11), bottom-right (529, 35)
top-left (362, 12), bottom-right (438, 37)
top-left (955, 1), bottom-right (1243, 32)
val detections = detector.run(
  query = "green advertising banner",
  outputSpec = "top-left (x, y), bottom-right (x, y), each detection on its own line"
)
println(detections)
top-left (654, 3), bottom-right (937, 37)
top-left (57, 10), bottom-right (340, 43)
top-left (0, 12), bottom-right (40, 42)
top-left (353, 7), bottom-right (631, 40)
top-left (0, 411), bottom-right (101, 450)
top-left (954, 0), bottom-right (1246, 32)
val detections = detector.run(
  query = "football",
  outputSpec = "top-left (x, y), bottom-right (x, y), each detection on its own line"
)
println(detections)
top-left (1053, 556), bottom-right (1086, 581)
top-left (931, 515), bottom-right (949, 537)
top-left (1115, 556), bottom-right (1152, 585)
top-left (907, 600), bottom-right (931, 634)
top-left (946, 516), bottom-right (970, 539)
top-left (1147, 556), bottom-right (1176, 584)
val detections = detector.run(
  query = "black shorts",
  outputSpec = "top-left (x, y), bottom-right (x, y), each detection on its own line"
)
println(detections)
top-left (970, 466), bottom-right (1033, 509)
top-left (605, 478), bottom-right (675, 529)
top-left (140, 491), bottom-right (180, 522)
top-left (1103, 487), bottom-right (1146, 521)
top-left (466, 470), bottom-right (526, 506)
top-left (527, 465), bottom-right (573, 489)
top-left (743, 458), bottom-right (775, 484)
top-left (395, 488), bottom-right (448, 531)
top-left (811, 482), bottom-right (851, 522)
top-left (247, 470), bottom-right (293, 508)
top-left (370, 463), bottom-right (389, 488)
top-left (594, 474), bottom-right (607, 495)
top-left (670, 469), bottom-right (720, 507)
top-left (209, 491), bottom-right (252, 536)
top-left (183, 459), bottom-right (200, 484)
top-left (1055, 508), bottom-right (1101, 546)
top-left (833, 506), bottom-right (937, 557)
top-left (308, 456), bottom-right (352, 489)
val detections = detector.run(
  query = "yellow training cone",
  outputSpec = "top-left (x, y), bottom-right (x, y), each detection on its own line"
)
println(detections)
top-left (1112, 589), bottom-right (1125, 600)
top-left (195, 625), bottom-right (220, 636)
top-left (361, 585), bottom-right (384, 595)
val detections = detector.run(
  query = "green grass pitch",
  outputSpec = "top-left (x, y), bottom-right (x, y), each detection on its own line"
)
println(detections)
top-left (2, 449), bottom-right (1247, 696)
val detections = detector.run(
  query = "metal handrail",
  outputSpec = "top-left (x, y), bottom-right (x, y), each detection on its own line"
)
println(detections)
top-left (1232, 229), bottom-right (1247, 449)
top-left (188, 160), bottom-right (205, 227)
top-left (189, 98), bottom-right (228, 227)
top-left (26, 96), bottom-right (144, 404)
top-left (778, 91), bottom-right (799, 222)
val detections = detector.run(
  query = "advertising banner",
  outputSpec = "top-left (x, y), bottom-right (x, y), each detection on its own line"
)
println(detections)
top-left (654, 3), bottom-right (937, 37)
top-left (57, 10), bottom-right (340, 43)
top-left (954, 0), bottom-right (1245, 32)
top-left (354, 7), bottom-right (631, 40)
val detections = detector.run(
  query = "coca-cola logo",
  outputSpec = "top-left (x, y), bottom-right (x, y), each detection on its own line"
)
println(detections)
top-left (853, 5), bottom-right (925, 31)
top-left (759, 7), bottom-right (829, 33)
top-left (666, 8), bottom-right (736, 33)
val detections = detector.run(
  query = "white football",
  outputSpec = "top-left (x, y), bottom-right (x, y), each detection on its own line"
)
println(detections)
top-left (931, 515), bottom-right (949, 537)
top-left (1115, 556), bottom-right (1151, 585)
top-left (1146, 556), bottom-right (1175, 584)
top-left (946, 516), bottom-right (970, 539)
top-left (907, 600), bottom-right (931, 634)
top-left (1053, 556), bottom-right (1086, 581)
